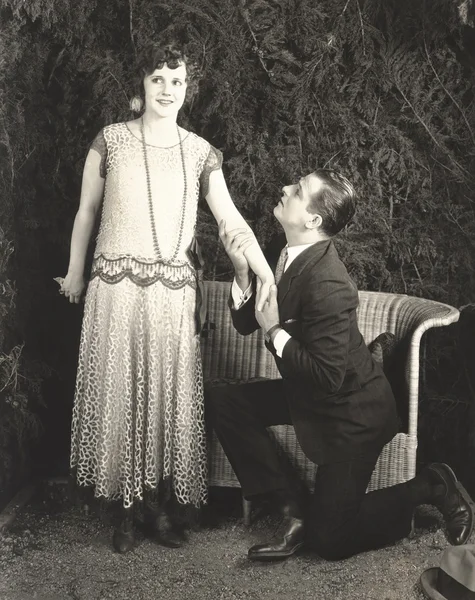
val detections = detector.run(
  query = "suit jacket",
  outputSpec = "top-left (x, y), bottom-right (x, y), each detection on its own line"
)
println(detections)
top-left (231, 235), bottom-right (398, 465)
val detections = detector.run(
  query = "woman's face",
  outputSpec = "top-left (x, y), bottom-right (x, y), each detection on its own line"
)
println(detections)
top-left (143, 62), bottom-right (188, 119)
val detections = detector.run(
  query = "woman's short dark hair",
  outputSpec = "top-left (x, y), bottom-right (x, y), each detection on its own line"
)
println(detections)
top-left (307, 169), bottom-right (357, 236)
top-left (133, 42), bottom-right (200, 103)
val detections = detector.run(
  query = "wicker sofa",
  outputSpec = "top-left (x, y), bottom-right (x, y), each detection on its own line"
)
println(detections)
top-left (201, 280), bottom-right (460, 520)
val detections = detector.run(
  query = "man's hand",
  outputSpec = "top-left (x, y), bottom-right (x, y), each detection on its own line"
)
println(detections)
top-left (255, 281), bottom-right (280, 332)
top-left (218, 220), bottom-right (254, 289)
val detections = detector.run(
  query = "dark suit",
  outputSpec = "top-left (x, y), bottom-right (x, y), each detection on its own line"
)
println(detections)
top-left (231, 237), bottom-right (397, 465)
top-left (207, 237), bottom-right (417, 560)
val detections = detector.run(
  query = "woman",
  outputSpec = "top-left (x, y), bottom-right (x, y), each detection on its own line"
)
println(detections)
top-left (60, 42), bottom-right (273, 553)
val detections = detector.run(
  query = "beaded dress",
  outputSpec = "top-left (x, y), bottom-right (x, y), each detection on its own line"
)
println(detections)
top-left (70, 122), bottom-right (221, 509)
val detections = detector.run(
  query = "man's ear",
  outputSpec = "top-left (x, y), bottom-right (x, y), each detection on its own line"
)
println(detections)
top-left (305, 213), bottom-right (322, 230)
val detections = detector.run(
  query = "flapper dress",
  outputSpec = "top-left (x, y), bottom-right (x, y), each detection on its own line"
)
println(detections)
top-left (70, 122), bottom-right (221, 508)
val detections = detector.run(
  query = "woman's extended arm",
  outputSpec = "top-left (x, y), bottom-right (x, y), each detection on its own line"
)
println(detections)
top-left (205, 168), bottom-right (274, 310)
top-left (61, 149), bottom-right (105, 303)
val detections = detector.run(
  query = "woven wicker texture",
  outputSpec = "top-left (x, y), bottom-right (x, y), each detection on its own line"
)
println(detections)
top-left (202, 281), bottom-right (459, 492)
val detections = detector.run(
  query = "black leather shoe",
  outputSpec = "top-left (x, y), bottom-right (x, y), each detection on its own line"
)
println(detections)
top-left (426, 463), bottom-right (475, 545)
top-left (112, 527), bottom-right (135, 553)
top-left (248, 516), bottom-right (305, 561)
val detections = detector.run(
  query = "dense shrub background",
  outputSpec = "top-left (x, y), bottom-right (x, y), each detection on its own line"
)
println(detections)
top-left (0, 0), bottom-right (474, 501)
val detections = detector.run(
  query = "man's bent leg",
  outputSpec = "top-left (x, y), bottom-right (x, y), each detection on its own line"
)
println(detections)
top-left (205, 379), bottom-right (292, 498)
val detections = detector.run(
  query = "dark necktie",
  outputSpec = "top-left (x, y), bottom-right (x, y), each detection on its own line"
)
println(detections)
top-left (275, 246), bottom-right (289, 284)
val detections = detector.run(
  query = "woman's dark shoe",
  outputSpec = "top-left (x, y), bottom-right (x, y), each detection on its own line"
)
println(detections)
top-left (112, 524), bottom-right (135, 553)
top-left (154, 511), bottom-right (186, 548)
top-left (425, 463), bottom-right (475, 545)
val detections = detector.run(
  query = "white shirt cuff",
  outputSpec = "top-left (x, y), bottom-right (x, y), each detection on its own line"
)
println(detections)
top-left (231, 278), bottom-right (252, 309)
top-left (273, 329), bottom-right (291, 357)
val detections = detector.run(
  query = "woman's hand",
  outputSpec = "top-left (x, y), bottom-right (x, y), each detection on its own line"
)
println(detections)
top-left (57, 272), bottom-right (86, 304)
top-left (255, 278), bottom-right (274, 312)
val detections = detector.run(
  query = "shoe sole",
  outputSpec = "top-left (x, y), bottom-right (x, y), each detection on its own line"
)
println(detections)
top-left (154, 535), bottom-right (184, 549)
top-left (453, 481), bottom-right (475, 544)
top-left (248, 542), bottom-right (305, 561)
top-left (429, 463), bottom-right (475, 544)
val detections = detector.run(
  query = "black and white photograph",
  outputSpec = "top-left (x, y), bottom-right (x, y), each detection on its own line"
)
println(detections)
top-left (0, 1), bottom-right (475, 598)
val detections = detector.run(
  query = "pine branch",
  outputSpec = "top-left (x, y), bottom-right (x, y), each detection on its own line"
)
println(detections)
top-left (355, 0), bottom-right (366, 56)
top-left (391, 83), bottom-right (470, 180)
top-left (238, 0), bottom-right (273, 78)
top-left (129, 0), bottom-right (136, 56)
top-left (423, 38), bottom-right (475, 146)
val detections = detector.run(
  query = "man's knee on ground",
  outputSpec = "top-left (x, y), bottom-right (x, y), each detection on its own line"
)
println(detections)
top-left (306, 520), bottom-right (355, 561)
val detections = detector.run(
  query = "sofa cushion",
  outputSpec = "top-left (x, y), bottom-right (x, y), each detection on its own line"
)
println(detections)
top-left (368, 332), bottom-right (397, 371)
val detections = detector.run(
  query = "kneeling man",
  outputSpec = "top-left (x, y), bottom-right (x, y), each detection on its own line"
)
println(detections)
top-left (207, 169), bottom-right (474, 561)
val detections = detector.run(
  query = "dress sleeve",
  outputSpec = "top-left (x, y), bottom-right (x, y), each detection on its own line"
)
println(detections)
top-left (89, 129), bottom-right (108, 179)
top-left (200, 145), bottom-right (223, 198)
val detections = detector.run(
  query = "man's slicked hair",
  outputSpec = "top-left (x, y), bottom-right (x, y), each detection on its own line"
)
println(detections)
top-left (307, 169), bottom-right (357, 236)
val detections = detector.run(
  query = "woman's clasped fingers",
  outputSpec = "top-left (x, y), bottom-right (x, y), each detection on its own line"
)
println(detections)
top-left (227, 228), bottom-right (254, 251)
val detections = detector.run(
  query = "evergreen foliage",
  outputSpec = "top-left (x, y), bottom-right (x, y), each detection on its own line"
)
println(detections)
top-left (0, 0), bottom-right (474, 493)
top-left (1, 0), bottom-right (474, 296)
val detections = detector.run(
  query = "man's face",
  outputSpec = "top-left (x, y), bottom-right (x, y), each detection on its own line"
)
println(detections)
top-left (274, 172), bottom-right (323, 232)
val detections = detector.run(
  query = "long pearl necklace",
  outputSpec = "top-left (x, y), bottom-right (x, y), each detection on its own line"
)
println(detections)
top-left (140, 117), bottom-right (188, 265)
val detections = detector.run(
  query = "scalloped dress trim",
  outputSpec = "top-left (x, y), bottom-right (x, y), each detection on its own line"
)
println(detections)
top-left (91, 254), bottom-right (197, 290)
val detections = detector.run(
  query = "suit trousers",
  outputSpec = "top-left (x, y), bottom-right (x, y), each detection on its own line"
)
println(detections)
top-left (206, 379), bottom-right (415, 560)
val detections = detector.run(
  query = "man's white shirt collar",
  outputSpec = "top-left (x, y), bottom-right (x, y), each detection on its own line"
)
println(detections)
top-left (285, 243), bottom-right (315, 271)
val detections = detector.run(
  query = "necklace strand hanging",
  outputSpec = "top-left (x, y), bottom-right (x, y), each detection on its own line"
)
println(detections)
top-left (140, 117), bottom-right (188, 265)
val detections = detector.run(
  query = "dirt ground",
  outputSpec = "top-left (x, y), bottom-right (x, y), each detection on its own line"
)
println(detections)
top-left (0, 482), bottom-right (450, 600)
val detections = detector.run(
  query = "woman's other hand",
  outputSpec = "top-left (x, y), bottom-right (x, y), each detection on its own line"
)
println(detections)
top-left (58, 273), bottom-right (85, 304)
